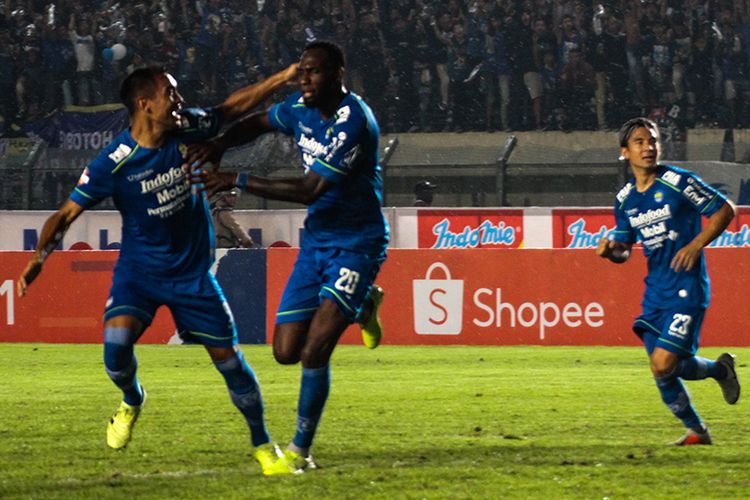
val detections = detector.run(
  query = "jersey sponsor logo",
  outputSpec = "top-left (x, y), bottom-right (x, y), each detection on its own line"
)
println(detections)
top-left (77, 167), bottom-right (90, 186)
top-left (683, 183), bottom-right (709, 206)
top-left (298, 122), bottom-right (313, 135)
top-left (126, 169), bottom-right (154, 182)
top-left (661, 170), bottom-right (681, 186)
top-left (298, 134), bottom-right (328, 158)
top-left (628, 204), bottom-right (671, 228)
top-left (334, 106), bottom-right (351, 125)
top-left (108, 143), bottom-right (132, 163)
top-left (616, 183), bottom-right (633, 203)
top-left (139, 166), bottom-right (186, 194)
top-left (640, 221), bottom-right (666, 238)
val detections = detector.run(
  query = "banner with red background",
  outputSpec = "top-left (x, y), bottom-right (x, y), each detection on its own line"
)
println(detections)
top-left (267, 248), bottom-right (750, 347)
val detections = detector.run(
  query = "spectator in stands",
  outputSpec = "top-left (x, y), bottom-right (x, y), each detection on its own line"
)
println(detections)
top-left (477, 8), bottom-right (510, 132)
top-left (40, 23), bottom-right (74, 113)
top-left (212, 189), bottom-right (255, 248)
top-left (559, 47), bottom-right (596, 130)
top-left (507, 7), bottom-right (543, 130)
top-left (68, 14), bottom-right (97, 106)
top-left (414, 180), bottom-right (437, 207)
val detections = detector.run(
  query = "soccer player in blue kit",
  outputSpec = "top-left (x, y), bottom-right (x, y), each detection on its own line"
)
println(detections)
top-left (185, 41), bottom-right (388, 472)
top-left (597, 117), bottom-right (740, 445)
top-left (16, 64), bottom-right (300, 475)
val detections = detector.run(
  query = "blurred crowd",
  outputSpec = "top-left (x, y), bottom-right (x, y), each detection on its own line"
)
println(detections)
top-left (3, 0), bottom-right (750, 135)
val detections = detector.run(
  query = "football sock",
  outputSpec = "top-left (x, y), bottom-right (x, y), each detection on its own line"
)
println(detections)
top-left (292, 365), bottom-right (330, 450)
top-left (103, 326), bottom-right (144, 406)
top-left (655, 371), bottom-right (703, 430)
top-left (213, 349), bottom-right (270, 447)
top-left (675, 356), bottom-right (726, 380)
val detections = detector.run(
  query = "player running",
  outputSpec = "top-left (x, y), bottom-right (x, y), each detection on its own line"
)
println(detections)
top-left (17, 64), bottom-right (298, 475)
top-left (184, 41), bottom-right (388, 472)
top-left (597, 117), bottom-right (740, 445)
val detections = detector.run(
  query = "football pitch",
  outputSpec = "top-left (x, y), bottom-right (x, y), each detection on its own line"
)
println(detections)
top-left (1, 344), bottom-right (748, 499)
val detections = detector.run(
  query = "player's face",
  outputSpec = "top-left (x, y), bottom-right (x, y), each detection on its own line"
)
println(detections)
top-left (149, 73), bottom-right (185, 128)
top-left (621, 126), bottom-right (660, 170)
top-left (298, 48), bottom-right (340, 108)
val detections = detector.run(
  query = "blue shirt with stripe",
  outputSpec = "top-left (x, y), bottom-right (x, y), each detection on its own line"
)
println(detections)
top-left (69, 107), bottom-right (222, 278)
top-left (268, 91), bottom-right (389, 254)
top-left (609, 164), bottom-right (728, 309)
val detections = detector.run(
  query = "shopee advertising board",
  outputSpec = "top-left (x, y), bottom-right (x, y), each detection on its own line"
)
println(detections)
top-left (267, 248), bottom-right (750, 346)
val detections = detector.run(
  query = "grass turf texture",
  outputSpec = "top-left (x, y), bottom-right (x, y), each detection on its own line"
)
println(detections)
top-left (1, 344), bottom-right (748, 499)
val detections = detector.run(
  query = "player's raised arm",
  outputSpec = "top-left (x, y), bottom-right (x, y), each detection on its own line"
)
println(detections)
top-left (671, 200), bottom-right (736, 272)
top-left (17, 199), bottom-right (85, 297)
top-left (217, 64), bottom-right (298, 122)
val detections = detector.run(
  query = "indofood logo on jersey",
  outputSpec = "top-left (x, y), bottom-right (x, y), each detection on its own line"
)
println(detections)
top-left (298, 132), bottom-right (349, 168)
top-left (628, 205), bottom-right (671, 228)
top-left (139, 166), bottom-right (190, 216)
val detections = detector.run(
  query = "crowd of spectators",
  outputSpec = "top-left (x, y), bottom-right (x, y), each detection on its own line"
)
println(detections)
top-left (2, 0), bottom-right (750, 135)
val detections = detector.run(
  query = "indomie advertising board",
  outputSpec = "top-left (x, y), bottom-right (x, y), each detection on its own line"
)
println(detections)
top-left (417, 209), bottom-right (524, 249)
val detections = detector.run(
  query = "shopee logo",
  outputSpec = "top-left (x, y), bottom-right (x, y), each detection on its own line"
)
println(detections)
top-left (473, 288), bottom-right (604, 339)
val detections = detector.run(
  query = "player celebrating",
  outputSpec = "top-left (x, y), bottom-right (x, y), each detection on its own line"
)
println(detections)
top-left (17, 64), bottom-right (299, 475)
top-left (597, 117), bottom-right (740, 445)
top-left (184, 41), bottom-right (388, 472)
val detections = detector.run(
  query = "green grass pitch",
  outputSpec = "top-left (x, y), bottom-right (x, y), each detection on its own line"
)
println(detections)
top-left (1, 344), bottom-right (748, 499)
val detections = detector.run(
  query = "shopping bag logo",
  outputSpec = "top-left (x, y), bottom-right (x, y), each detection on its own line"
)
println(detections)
top-left (413, 262), bottom-right (464, 335)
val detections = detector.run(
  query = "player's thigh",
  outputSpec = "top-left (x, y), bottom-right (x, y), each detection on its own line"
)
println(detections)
top-left (168, 272), bottom-right (236, 348)
top-left (319, 247), bottom-right (386, 323)
top-left (105, 271), bottom-right (160, 333)
top-left (300, 298), bottom-right (351, 368)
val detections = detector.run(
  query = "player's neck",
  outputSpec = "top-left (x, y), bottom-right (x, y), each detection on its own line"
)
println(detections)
top-left (318, 88), bottom-right (347, 120)
top-left (632, 166), bottom-right (658, 192)
top-left (130, 119), bottom-right (169, 149)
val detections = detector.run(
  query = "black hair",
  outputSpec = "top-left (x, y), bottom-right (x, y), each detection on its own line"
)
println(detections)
top-left (303, 40), bottom-right (345, 70)
top-left (618, 117), bottom-right (659, 147)
top-left (120, 66), bottom-right (167, 115)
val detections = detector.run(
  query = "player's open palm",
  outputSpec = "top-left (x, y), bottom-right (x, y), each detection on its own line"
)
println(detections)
top-left (183, 141), bottom-right (224, 173)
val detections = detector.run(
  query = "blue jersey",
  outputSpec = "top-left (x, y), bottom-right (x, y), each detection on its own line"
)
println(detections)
top-left (70, 107), bottom-right (222, 278)
top-left (610, 164), bottom-right (728, 309)
top-left (268, 91), bottom-right (389, 254)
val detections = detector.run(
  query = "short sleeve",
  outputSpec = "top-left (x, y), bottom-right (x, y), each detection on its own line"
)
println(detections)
top-left (268, 100), bottom-right (296, 136)
top-left (680, 171), bottom-right (728, 218)
top-left (69, 152), bottom-right (115, 208)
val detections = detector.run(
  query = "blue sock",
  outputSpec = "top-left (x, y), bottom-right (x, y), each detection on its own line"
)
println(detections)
top-left (675, 356), bottom-right (725, 380)
top-left (214, 350), bottom-right (270, 447)
top-left (655, 372), bottom-right (703, 430)
top-left (103, 327), bottom-right (144, 406)
top-left (292, 366), bottom-right (331, 450)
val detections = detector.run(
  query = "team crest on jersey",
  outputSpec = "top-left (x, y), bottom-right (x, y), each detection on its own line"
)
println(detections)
top-left (108, 143), bottom-right (132, 163)
top-left (78, 167), bottom-right (90, 185)
top-left (654, 191), bottom-right (664, 203)
top-left (179, 143), bottom-right (187, 155)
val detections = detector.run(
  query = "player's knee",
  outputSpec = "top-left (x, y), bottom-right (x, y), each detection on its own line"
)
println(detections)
top-left (650, 359), bottom-right (676, 378)
top-left (299, 345), bottom-right (331, 369)
top-left (273, 345), bottom-right (300, 365)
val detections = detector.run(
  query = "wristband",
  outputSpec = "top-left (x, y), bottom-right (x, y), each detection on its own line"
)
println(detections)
top-left (235, 172), bottom-right (249, 191)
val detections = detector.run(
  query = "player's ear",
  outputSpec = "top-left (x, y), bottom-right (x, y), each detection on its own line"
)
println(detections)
top-left (620, 146), bottom-right (629, 161)
top-left (336, 67), bottom-right (345, 83)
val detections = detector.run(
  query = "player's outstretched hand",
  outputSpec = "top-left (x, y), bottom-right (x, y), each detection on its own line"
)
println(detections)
top-left (187, 169), bottom-right (238, 198)
top-left (17, 257), bottom-right (43, 297)
top-left (671, 241), bottom-right (701, 272)
top-left (183, 140), bottom-right (224, 173)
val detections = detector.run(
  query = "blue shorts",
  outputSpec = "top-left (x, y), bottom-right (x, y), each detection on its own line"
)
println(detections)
top-left (633, 306), bottom-right (705, 356)
top-left (277, 246), bottom-right (386, 324)
top-left (105, 269), bottom-right (236, 347)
